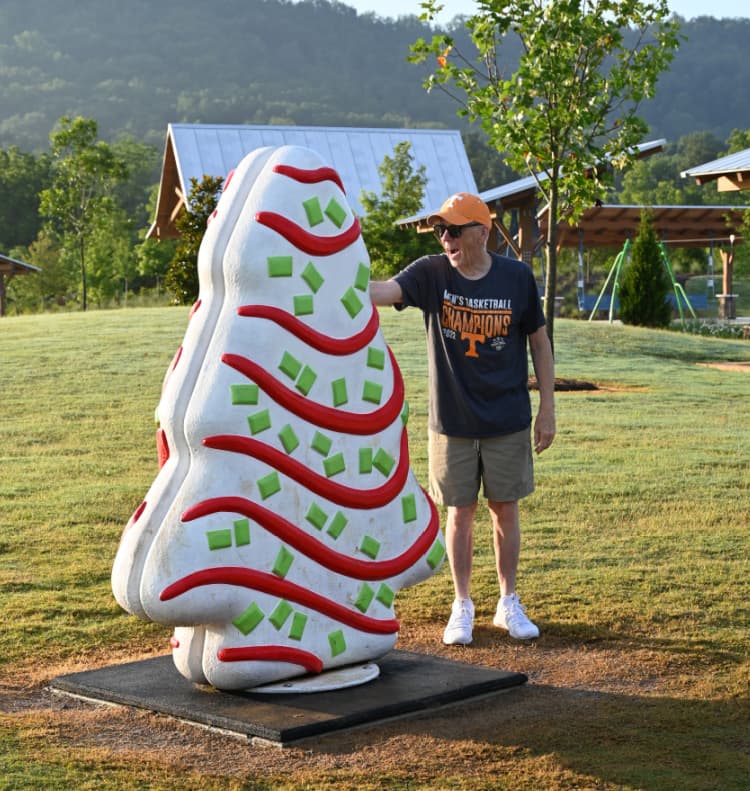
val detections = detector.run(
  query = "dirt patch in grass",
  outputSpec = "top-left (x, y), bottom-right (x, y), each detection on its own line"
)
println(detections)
top-left (0, 629), bottom-right (704, 785)
top-left (696, 361), bottom-right (750, 372)
top-left (529, 377), bottom-right (600, 391)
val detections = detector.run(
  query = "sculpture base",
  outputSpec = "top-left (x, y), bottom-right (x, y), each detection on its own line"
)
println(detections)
top-left (50, 650), bottom-right (527, 745)
top-left (252, 661), bottom-right (380, 694)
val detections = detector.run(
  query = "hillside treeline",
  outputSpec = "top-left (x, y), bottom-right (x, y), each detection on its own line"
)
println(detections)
top-left (1, 0), bottom-right (749, 153)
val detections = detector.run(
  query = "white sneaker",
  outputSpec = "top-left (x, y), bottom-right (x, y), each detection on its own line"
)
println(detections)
top-left (443, 598), bottom-right (474, 645)
top-left (493, 593), bottom-right (539, 640)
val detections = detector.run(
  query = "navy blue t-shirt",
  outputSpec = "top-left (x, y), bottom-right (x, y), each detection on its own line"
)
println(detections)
top-left (394, 252), bottom-right (545, 438)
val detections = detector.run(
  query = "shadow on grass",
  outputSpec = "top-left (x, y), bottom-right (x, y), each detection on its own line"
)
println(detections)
top-left (319, 680), bottom-right (749, 791)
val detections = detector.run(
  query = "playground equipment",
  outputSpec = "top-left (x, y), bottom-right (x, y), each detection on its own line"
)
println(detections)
top-left (578, 236), bottom-right (715, 326)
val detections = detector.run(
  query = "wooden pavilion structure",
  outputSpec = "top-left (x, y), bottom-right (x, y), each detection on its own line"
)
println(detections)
top-left (682, 148), bottom-right (750, 318)
top-left (0, 254), bottom-right (41, 317)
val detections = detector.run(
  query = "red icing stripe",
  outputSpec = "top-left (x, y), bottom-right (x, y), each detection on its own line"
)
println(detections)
top-left (202, 429), bottom-right (409, 509)
top-left (235, 303), bottom-right (379, 355)
top-left (128, 500), bottom-right (147, 528)
top-left (217, 645), bottom-right (323, 674)
top-left (156, 428), bottom-right (170, 469)
top-left (181, 492), bottom-right (439, 581)
top-left (161, 346), bottom-right (183, 394)
top-left (272, 164), bottom-right (345, 193)
top-left (159, 567), bottom-right (400, 635)
top-left (256, 211), bottom-right (361, 256)
top-left (221, 347), bottom-right (403, 435)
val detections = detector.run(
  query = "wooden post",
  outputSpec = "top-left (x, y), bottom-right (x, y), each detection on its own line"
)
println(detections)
top-left (718, 241), bottom-right (736, 320)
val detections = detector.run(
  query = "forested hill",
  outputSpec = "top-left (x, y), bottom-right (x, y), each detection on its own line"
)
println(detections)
top-left (1, 0), bottom-right (749, 153)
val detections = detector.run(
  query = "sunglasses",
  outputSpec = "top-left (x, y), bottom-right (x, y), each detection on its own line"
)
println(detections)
top-left (433, 222), bottom-right (483, 239)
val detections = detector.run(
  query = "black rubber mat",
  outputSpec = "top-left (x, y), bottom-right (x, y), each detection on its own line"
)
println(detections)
top-left (50, 650), bottom-right (527, 745)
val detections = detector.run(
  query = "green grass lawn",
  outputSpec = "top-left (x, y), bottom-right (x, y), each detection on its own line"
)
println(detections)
top-left (1, 307), bottom-right (749, 790)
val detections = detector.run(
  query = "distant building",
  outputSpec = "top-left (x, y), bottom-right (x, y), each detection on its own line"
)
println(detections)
top-left (148, 123), bottom-right (477, 240)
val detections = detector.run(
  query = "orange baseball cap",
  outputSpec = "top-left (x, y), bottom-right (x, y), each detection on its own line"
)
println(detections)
top-left (427, 192), bottom-right (492, 229)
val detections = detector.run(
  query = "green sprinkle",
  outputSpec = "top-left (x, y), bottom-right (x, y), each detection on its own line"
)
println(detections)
top-left (230, 383), bottom-right (259, 405)
top-left (362, 380), bottom-right (383, 404)
top-left (325, 198), bottom-right (347, 228)
top-left (301, 261), bottom-right (324, 292)
top-left (328, 629), bottom-right (347, 657)
top-left (206, 529), bottom-right (232, 551)
top-left (376, 584), bottom-right (395, 608)
top-left (296, 365), bottom-right (317, 395)
top-left (303, 196), bottom-right (324, 226)
top-left (353, 262), bottom-right (370, 291)
top-left (306, 502), bottom-right (328, 531)
top-left (323, 452), bottom-right (346, 477)
top-left (293, 294), bottom-right (314, 316)
top-left (360, 535), bottom-right (380, 559)
top-left (402, 493), bottom-right (417, 523)
top-left (326, 511), bottom-right (348, 539)
top-left (354, 583), bottom-right (375, 613)
top-left (257, 472), bottom-right (281, 500)
top-left (269, 600), bottom-right (293, 630)
top-left (233, 603), bottom-right (264, 635)
top-left (289, 612), bottom-right (308, 641)
top-left (373, 448), bottom-right (395, 477)
top-left (272, 546), bottom-right (294, 577)
top-left (427, 540), bottom-right (446, 570)
top-left (359, 447), bottom-right (373, 474)
top-left (278, 424), bottom-right (300, 454)
top-left (267, 256), bottom-right (293, 277)
top-left (401, 401), bottom-right (410, 426)
top-left (331, 377), bottom-right (348, 407)
top-left (366, 346), bottom-right (385, 370)
top-left (248, 409), bottom-right (271, 435)
top-left (234, 519), bottom-right (251, 546)
top-left (311, 431), bottom-right (332, 456)
top-left (279, 351), bottom-right (302, 380)
top-left (340, 287), bottom-right (363, 318)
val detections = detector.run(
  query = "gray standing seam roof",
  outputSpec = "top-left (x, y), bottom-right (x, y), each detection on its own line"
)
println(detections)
top-left (169, 123), bottom-right (477, 216)
top-left (681, 147), bottom-right (750, 178)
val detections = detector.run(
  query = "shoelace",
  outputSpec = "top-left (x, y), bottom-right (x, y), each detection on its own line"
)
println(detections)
top-left (503, 600), bottom-right (528, 626)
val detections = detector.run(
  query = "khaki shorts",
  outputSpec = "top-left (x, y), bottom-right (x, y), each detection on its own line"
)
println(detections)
top-left (428, 429), bottom-right (535, 507)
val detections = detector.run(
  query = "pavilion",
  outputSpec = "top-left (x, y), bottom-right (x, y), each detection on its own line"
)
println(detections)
top-left (0, 254), bottom-right (41, 317)
top-left (682, 148), bottom-right (750, 319)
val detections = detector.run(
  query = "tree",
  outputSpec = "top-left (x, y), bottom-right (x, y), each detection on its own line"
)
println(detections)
top-left (410, 0), bottom-right (680, 349)
top-left (359, 141), bottom-right (436, 279)
top-left (618, 209), bottom-right (672, 327)
top-left (164, 175), bottom-right (224, 305)
top-left (39, 116), bottom-right (128, 310)
top-left (0, 147), bottom-right (51, 251)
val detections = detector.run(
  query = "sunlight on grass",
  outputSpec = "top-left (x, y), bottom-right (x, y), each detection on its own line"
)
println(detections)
top-left (1, 307), bottom-right (749, 789)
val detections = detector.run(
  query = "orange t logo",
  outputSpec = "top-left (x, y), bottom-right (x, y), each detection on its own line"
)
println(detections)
top-left (462, 330), bottom-right (485, 357)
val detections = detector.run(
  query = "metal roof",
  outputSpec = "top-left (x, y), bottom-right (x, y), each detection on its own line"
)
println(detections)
top-left (149, 123), bottom-right (477, 239)
top-left (0, 254), bottom-right (41, 275)
top-left (681, 147), bottom-right (750, 191)
top-left (399, 139), bottom-right (667, 225)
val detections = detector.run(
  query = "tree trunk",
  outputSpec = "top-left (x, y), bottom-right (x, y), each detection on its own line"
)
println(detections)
top-left (543, 184), bottom-right (559, 357)
top-left (79, 236), bottom-right (87, 311)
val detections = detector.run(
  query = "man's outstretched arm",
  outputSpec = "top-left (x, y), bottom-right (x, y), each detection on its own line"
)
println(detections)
top-left (369, 279), bottom-right (403, 306)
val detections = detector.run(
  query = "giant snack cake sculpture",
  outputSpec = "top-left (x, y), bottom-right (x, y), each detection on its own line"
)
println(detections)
top-left (112, 145), bottom-right (444, 690)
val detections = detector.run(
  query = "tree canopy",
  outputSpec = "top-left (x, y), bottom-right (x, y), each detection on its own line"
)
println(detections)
top-left (411, 0), bottom-right (680, 346)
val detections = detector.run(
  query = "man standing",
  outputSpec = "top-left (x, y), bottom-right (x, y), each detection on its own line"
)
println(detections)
top-left (369, 192), bottom-right (555, 645)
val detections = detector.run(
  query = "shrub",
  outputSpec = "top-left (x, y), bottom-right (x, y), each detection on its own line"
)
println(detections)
top-left (619, 209), bottom-right (672, 328)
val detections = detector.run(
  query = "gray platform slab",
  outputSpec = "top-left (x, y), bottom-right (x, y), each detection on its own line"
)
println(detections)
top-left (50, 650), bottom-right (527, 745)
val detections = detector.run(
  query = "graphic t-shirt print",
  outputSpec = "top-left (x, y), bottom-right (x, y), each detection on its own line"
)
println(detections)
top-left (440, 290), bottom-right (512, 357)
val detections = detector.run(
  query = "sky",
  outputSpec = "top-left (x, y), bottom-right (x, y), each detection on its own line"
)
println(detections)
top-left (335, 0), bottom-right (748, 24)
